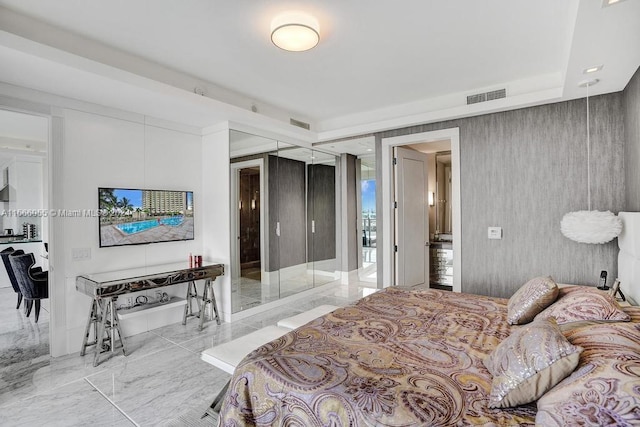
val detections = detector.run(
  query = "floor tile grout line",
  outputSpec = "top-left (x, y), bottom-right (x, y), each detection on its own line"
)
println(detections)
top-left (149, 328), bottom-right (233, 349)
top-left (170, 323), bottom-right (264, 355)
top-left (0, 367), bottom-right (110, 410)
top-left (84, 376), bottom-right (140, 427)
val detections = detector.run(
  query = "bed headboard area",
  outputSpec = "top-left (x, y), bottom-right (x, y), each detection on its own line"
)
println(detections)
top-left (618, 211), bottom-right (640, 305)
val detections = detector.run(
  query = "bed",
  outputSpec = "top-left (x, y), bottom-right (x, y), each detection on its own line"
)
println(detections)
top-left (217, 213), bottom-right (640, 426)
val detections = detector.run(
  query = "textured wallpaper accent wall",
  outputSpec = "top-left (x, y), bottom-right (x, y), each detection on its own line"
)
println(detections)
top-left (307, 163), bottom-right (337, 261)
top-left (377, 94), bottom-right (625, 298)
top-left (624, 66), bottom-right (640, 210)
top-left (268, 155), bottom-right (306, 271)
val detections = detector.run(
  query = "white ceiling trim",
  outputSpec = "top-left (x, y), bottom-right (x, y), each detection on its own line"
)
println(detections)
top-left (317, 87), bottom-right (564, 142)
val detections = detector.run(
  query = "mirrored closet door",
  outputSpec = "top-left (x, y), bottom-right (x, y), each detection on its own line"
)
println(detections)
top-left (230, 130), bottom-right (278, 312)
top-left (274, 144), bottom-right (313, 297)
top-left (308, 150), bottom-right (338, 287)
top-left (229, 130), bottom-right (340, 313)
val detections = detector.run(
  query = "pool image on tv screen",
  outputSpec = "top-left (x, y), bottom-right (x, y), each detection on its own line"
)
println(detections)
top-left (98, 187), bottom-right (194, 247)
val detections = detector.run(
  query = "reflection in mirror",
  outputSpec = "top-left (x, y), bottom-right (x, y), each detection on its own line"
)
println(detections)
top-left (435, 151), bottom-right (452, 237)
top-left (359, 156), bottom-right (377, 283)
top-left (229, 131), bottom-right (339, 313)
top-left (275, 145), bottom-right (314, 296)
top-left (308, 150), bottom-right (337, 287)
top-left (230, 130), bottom-right (279, 312)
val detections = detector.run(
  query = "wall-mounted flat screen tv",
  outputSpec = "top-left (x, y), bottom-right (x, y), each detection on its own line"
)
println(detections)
top-left (98, 187), bottom-right (194, 247)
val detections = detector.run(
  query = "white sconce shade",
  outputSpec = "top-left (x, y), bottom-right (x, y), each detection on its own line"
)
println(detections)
top-left (428, 192), bottom-right (434, 206)
top-left (560, 210), bottom-right (622, 244)
top-left (271, 12), bottom-right (320, 52)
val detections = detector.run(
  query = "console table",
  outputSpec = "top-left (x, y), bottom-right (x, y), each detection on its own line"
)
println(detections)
top-left (76, 261), bottom-right (224, 366)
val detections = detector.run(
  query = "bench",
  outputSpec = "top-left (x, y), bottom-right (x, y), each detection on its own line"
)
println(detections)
top-left (200, 325), bottom-right (291, 374)
top-left (276, 304), bottom-right (340, 329)
top-left (200, 325), bottom-right (290, 417)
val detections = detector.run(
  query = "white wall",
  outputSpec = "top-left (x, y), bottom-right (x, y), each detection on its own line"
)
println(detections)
top-left (0, 155), bottom-right (45, 289)
top-left (60, 108), bottom-right (206, 355)
top-left (4, 156), bottom-right (44, 234)
top-left (201, 126), bottom-right (231, 321)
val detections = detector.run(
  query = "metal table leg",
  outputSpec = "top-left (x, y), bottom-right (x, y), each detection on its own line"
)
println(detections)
top-left (182, 280), bottom-right (202, 325)
top-left (80, 297), bottom-right (127, 367)
top-left (200, 278), bottom-right (220, 330)
top-left (93, 299), bottom-right (108, 367)
top-left (110, 299), bottom-right (116, 354)
top-left (110, 297), bottom-right (127, 356)
top-left (80, 299), bottom-right (98, 356)
top-left (201, 379), bottom-right (230, 419)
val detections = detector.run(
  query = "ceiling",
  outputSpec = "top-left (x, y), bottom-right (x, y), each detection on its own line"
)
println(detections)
top-left (0, 0), bottom-right (638, 144)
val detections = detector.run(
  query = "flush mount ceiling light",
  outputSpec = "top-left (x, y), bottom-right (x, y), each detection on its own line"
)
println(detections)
top-left (602, 0), bottom-right (625, 7)
top-left (271, 11), bottom-right (320, 52)
top-left (560, 78), bottom-right (622, 244)
top-left (583, 65), bottom-right (603, 74)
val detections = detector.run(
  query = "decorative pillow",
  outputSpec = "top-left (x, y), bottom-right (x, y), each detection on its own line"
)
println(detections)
top-left (536, 323), bottom-right (640, 426)
top-left (484, 318), bottom-right (582, 408)
top-left (507, 276), bottom-right (558, 325)
top-left (534, 286), bottom-right (630, 324)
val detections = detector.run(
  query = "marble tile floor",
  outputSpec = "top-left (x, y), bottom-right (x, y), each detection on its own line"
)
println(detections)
top-left (0, 280), bottom-right (377, 426)
top-left (231, 269), bottom-right (342, 312)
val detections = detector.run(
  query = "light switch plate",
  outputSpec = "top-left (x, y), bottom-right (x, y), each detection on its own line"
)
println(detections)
top-left (488, 227), bottom-right (502, 240)
top-left (72, 247), bottom-right (91, 261)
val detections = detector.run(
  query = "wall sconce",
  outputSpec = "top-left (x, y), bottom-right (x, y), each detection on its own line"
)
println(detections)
top-left (251, 198), bottom-right (256, 210)
top-left (428, 192), bottom-right (435, 206)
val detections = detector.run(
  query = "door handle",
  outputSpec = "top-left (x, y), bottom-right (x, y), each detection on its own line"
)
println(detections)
top-left (425, 242), bottom-right (430, 246)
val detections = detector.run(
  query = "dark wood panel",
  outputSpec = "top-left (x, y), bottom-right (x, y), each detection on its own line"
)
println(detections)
top-left (307, 164), bottom-right (336, 261)
top-left (268, 155), bottom-right (306, 271)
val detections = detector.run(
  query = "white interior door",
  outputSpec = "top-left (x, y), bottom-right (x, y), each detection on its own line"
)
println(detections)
top-left (394, 146), bottom-right (429, 287)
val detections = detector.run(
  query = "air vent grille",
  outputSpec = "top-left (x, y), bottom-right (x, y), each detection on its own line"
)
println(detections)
top-left (466, 93), bottom-right (486, 105)
top-left (467, 88), bottom-right (507, 105)
top-left (290, 118), bottom-right (310, 130)
top-left (486, 88), bottom-right (506, 101)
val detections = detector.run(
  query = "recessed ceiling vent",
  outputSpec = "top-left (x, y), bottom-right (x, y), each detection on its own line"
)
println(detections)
top-left (467, 88), bottom-right (507, 105)
top-left (290, 118), bottom-right (311, 130)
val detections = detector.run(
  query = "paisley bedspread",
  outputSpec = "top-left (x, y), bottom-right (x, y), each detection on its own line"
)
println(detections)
top-left (217, 287), bottom-right (537, 426)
